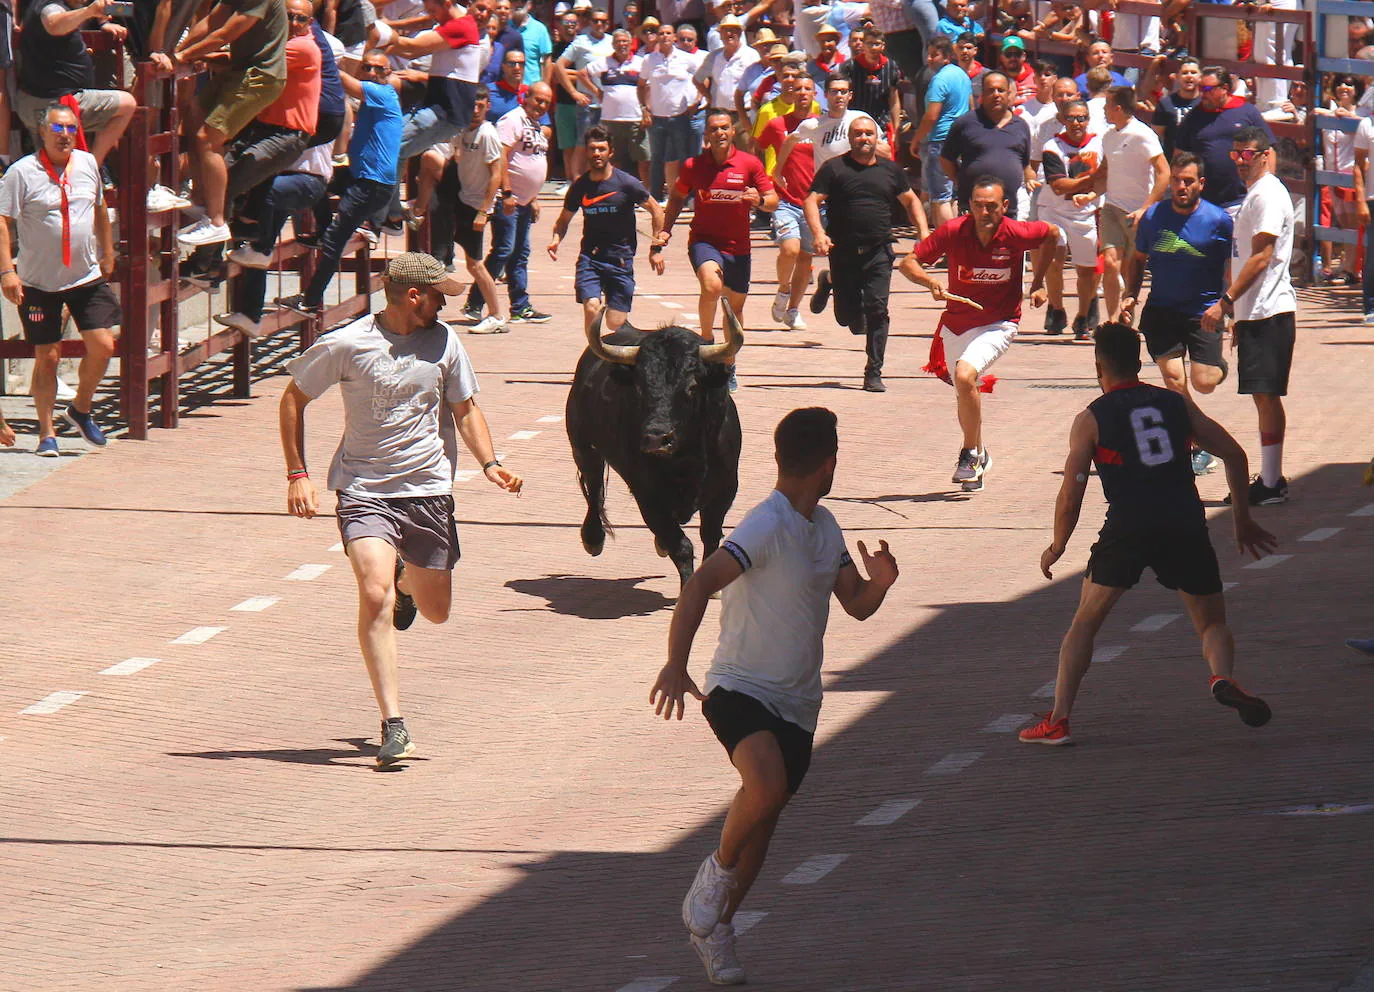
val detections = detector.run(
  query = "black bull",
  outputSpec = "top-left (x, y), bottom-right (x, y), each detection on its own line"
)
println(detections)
top-left (565, 306), bottom-right (744, 587)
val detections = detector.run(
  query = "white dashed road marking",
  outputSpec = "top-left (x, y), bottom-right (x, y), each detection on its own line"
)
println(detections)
top-left (100, 657), bottom-right (160, 676)
top-left (455, 470), bottom-right (478, 482)
top-left (855, 798), bottom-right (921, 825)
top-left (615, 979), bottom-right (678, 992)
top-left (1093, 645), bottom-right (1128, 663)
top-left (171, 626), bottom-right (226, 645)
top-left (659, 301), bottom-right (683, 309)
top-left (535, 414), bottom-right (564, 424)
top-left (925, 751), bottom-right (983, 776)
top-left (1131, 613), bottom-right (1181, 633)
top-left (1244, 554), bottom-right (1293, 570)
top-left (1032, 680), bottom-right (1056, 699)
top-left (509, 430), bottom-right (541, 440)
top-left (328, 542), bottom-right (344, 552)
top-left (781, 854), bottom-right (849, 885)
top-left (982, 714), bottom-right (1032, 734)
top-left (231, 596), bottom-right (280, 612)
top-left (20, 691), bottom-right (87, 715)
top-left (285, 564), bottom-right (332, 581)
top-left (1299, 527), bottom-right (1343, 542)
top-left (1349, 503), bottom-right (1374, 517)
top-left (732, 910), bottom-right (768, 934)
top-left (1224, 581), bottom-right (1239, 591)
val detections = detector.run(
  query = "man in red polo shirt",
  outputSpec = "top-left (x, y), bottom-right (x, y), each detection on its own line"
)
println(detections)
top-left (900, 174), bottom-right (1061, 491)
top-left (654, 108), bottom-right (778, 391)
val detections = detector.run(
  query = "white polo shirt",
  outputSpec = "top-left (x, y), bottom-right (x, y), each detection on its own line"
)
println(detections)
top-left (1102, 115), bottom-right (1164, 212)
top-left (642, 46), bottom-right (704, 117)
top-left (1232, 171), bottom-right (1296, 322)
top-left (705, 489), bottom-right (853, 733)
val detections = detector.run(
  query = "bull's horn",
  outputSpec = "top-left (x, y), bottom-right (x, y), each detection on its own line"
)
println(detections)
top-left (700, 301), bottom-right (745, 363)
top-left (584, 308), bottom-right (639, 365)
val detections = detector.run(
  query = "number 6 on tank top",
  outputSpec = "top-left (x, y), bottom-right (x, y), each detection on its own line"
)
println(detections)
top-left (1129, 406), bottom-right (1174, 466)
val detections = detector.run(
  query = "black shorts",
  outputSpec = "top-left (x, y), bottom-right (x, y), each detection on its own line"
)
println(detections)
top-left (19, 279), bottom-right (122, 345)
top-left (1086, 521), bottom-right (1223, 596)
top-left (1235, 311), bottom-right (1296, 396)
top-left (336, 491), bottom-right (461, 571)
top-left (1140, 305), bottom-right (1226, 372)
top-left (452, 200), bottom-right (487, 261)
top-left (702, 687), bottom-right (814, 794)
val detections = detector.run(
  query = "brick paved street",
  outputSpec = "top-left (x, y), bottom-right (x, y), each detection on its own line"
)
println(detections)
top-left (2, 217), bottom-right (1373, 992)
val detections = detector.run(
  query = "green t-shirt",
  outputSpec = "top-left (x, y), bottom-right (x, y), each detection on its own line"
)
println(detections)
top-left (227, 0), bottom-right (288, 78)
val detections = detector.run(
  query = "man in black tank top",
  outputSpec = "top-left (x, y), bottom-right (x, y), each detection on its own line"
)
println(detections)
top-left (1020, 322), bottom-right (1278, 746)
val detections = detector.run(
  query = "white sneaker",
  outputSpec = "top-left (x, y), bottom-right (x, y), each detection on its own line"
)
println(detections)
top-left (770, 292), bottom-right (788, 324)
top-left (147, 184), bottom-right (192, 213)
top-left (682, 852), bottom-right (735, 937)
top-left (213, 311), bottom-right (263, 338)
top-left (356, 227), bottom-right (379, 250)
top-left (1364, 311), bottom-right (1374, 325)
top-left (178, 217), bottom-right (231, 247)
top-left (468, 315), bottom-right (508, 334)
top-left (54, 376), bottom-right (77, 401)
top-left (784, 308), bottom-right (807, 330)
top-left (690, 923), bottom-right (747, 986)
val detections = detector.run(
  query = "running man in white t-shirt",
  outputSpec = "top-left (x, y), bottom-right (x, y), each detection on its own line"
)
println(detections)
top-left (1201, 126), bottom-right (1296, 506)
top-left (650, 407), bottom-right (899, 986)
top-left (280, 253), bottom-right (524, 767)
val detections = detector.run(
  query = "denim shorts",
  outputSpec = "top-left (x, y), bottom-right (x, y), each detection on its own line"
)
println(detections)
top-left (689, 242), bottom-right (752, 294)
top-left (771, 200), bottom-right (815, 254)
top-left (922, 138), bottom-right (955, 204)
top-left (575, 251), bottom-right (636, 312)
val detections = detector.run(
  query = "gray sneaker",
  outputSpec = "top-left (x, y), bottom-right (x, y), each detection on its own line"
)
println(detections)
top-left (690, 922), bottom-right (747, 985)
top-left (377, 719), bottom-right (415, 767)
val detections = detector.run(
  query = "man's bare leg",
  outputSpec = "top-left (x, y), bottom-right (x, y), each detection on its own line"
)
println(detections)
top-left (30, 342), bottom-right (60, 440)
top-left (1049, 579), bottom-right (1127, 722)
top-left (345, 537), bottom-right (403, 720)
top-left (73, 328), bottom-right (117, 415)
top-left (787, 251), bottom-right (813, 311)
top-left (465, 249), bottom-right (504, 319)
top-left (953, 359), bottom-right (983, 451)
top-left (1179, 591), bottom-right (1234, 680)
top-left (716, 731), bottom-right (791, 921)
top-left (697, 263), bottom-right (725, 340)
top-left (395, 558), bottom-right (452, 624)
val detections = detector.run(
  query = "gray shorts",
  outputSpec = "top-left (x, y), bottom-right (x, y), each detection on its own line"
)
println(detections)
top-left (336, 491), bottom-right (460, 571)
top-left (14, 87), bottom-right (125, 142)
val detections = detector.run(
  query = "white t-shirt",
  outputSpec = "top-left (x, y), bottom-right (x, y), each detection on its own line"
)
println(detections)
top-left (790, 109), bottom-right (872, 170)
top-left (286, 315), bottom-right (479, 497)
top-left (1354, 116), bottom-right (1374, 194)
top-left (1232, 171), bottom-right (1296, 322)
top-left (1102, 115), bottom-right (1164, 212)
top-left (695, 43), bottom-right (760, 111)
top-left (457, 120), bottom-right (503, 210)
top-left (0, 150), bottom-right (104, 293)
top-left (705, 489), bottom-right (853, 733)
top-left (585, 53), bottom-right (644, 123)
top-left (642, 47), bottom-right (703, 117)
top-left (496, 107), bottom-right (549, 205)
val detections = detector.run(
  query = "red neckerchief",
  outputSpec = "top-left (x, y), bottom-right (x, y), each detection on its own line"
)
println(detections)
top-left (1105, 378), bottom-right (1143, 393)
top-left (1223, 95), bottom-right (1245, 110)
top-left (816, 51), bottom-right (845, 69)
top-left (857, 53), bottom-right (887, 71)
top-left (497, 79), bottom-right (526, 96)
top-left (1054, 129), bottom-right (1094, 148)
top-left (39, 149), bottom-right (72, 267)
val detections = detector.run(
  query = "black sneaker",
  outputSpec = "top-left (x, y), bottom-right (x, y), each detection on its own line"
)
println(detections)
top-left (510, 306), bottom-right (552, 324)
top-left (393, 557), bottom-right (417, 631)
top-left (863, 372), bottom-right (885, 392)
top-left (1044, 306), bottom-right (1067, 334)
top-left (1210, 677), bottom-right (1272, 727)
top-left (294, 232), bottom-right (323, 250)
top-left (952, 447), bottom-right (978, 484)
top-left (275, 293), bottom-right (323, 318)
top-left (1225, 476), bottom-right (1289, 506)
top-left (1086, 296), bottom-right (1100, 329)
top-left (810, 270), bottom-right (832, 314)
top-left (1072, 315), bottom-right (1090, 340)
top-left (377, 718), bottom-right (415, 767)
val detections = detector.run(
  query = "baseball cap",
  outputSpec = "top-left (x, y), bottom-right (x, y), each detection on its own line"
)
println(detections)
top-left (384, 252), bottom-right (465, 295)
top-left (1001, 35), bottom-right (1026, 51)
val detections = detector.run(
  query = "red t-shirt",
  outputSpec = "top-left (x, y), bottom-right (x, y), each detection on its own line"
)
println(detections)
top-left (757, 113), bottom-right (814, 206)
top-left (675, 148), bottom-right (774, 255)
top-left (915, 214), bottom-right (1052, 333)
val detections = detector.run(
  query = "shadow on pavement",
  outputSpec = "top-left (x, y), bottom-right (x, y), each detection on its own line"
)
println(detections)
top-left (299, 463), bottom-right (1374, 992)
top-left (505, 573), bottom-right (674, 619)
top-left (169, 737), bottom-right (388, 767)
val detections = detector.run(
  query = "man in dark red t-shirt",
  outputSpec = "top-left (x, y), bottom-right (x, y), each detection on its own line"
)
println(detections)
top-left (654, 108), bottom-right (778, 389)
top-left (900, 175), bottom-right (1062, 491)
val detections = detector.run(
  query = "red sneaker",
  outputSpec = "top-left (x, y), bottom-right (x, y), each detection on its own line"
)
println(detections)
top-left (1019, 714), bottom-right (1073, 745)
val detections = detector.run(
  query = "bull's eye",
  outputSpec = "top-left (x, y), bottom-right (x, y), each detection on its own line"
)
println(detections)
top-left (685, 378), bottom-right (699, 396)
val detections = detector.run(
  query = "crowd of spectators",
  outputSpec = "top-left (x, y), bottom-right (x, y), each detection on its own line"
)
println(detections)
top-left (0, 0), bottom-right (1369, 344)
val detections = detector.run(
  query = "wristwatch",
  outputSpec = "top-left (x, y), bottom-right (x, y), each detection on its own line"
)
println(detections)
top-left (1220, 292), bottom-right (1234, 310)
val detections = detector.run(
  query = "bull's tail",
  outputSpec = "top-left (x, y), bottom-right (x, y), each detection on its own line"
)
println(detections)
top-left (577, 461), bottom-right (614, 538)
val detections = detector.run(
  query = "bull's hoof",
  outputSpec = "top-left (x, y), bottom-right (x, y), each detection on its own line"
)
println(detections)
top-left (581, 529), bottom-right (605, 556)
top-left (654, 537), bottom-right (669, 558)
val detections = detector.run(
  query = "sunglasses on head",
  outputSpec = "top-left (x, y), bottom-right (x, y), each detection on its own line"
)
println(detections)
top-left (49, 122), bottom-right (78, 134)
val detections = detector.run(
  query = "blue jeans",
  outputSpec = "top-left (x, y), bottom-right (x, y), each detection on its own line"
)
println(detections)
top-left (306, 178), bottom-right (393, 307)
top-left (464, 202), bottom-right (534, 312)
top-left (235, 172), bottom-right (328, 320)
top-left (379, 103), bottom-right (467, 222)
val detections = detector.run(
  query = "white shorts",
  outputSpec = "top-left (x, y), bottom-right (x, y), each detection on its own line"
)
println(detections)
top-left (940, 319), bottom-right (1018, 375)
top-left (1043, 209), bottom-right (1098, 267)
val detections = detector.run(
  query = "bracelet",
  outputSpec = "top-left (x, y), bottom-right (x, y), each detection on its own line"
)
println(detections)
top-left (287, 468), bottom-right (309, 481)
top-left (482, 459), bottom-right (502, 471)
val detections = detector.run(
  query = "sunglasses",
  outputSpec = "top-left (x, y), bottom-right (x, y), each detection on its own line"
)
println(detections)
top-left (506, 59), bottom-right (526, 65)
top-left (1200, 84), bottom-right (1220, 92)
top-left (1229, 147), bottom-right (1266, 162)
top-left (1065, 114), bottom-right (1088, 122)
top-left (592, 16), bottom-right (610, 22)
top-left (288, 13), bottom-right (311, 23)
top-left (49, 123), bottom-right (78, 134)
top-left (363, 62), bottom-right (391, 74)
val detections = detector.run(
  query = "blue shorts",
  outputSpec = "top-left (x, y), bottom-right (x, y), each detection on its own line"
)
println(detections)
top-left (575, 251), bottom-right (636, 313)
top-left (922, 138), bottom-right (955, 204)
top-left (771, 200), bottom-right (816, 254)
top-left (689, 242), bottom-right (751, 295)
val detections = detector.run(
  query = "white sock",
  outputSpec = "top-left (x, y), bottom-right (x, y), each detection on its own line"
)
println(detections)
top-left (1261, 442), bottom-right (1283, 487)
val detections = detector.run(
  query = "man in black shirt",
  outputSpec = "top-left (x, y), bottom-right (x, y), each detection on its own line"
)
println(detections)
top-left (546, 125), bottom-right (666, 332)
top-left (14, 0), bottom-right (136, 165)
top-left (940, 71), bottom-right (1032, 213)
top-left (1021, 322), bottom-right (1278, 746)
top-left (1149, 56), bottom-right (1201, 159)
top-left (804, 116), bottom-right (925, 393)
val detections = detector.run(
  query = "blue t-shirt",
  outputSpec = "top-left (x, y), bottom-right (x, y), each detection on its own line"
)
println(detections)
top-left (350, 81), bottom-right (403, 185)
top-left (563, 168), bottom-right (650, 256)
top-left (1135, 198), bottom-right (1234, 315)
top-left (519, 17), bottom-right (552, 88)
top-left (925, 62), bottom-right (972, 143)
top-left (935, 14), bottom-right (982, 38)
top-left (1074, 69), bottom-right (1130, 96)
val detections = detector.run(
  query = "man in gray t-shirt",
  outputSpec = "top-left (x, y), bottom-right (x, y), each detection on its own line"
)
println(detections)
top-left (280, 252), bottom-right (524, 767)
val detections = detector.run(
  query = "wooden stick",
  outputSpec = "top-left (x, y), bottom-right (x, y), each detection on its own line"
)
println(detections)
top-left (943, 291), bottom-right (985, 310)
